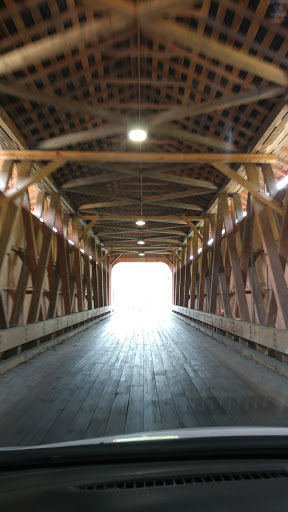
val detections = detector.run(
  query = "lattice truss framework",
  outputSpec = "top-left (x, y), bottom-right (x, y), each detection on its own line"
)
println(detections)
top-left (0, 0), bottom-right (287, 253)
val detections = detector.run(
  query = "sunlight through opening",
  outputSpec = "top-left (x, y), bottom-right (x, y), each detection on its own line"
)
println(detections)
top-left (112, 262), bottom-right (172, 317)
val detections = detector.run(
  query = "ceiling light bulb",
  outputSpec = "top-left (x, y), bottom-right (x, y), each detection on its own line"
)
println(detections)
top-left (128, 127), bottom-right (147, 142)
top-left (139, 252), bottom-right (145, 257)
top-left (136, 220), bottom-right (146, 226)
top-left (137, 240), bottom-right (145, 245)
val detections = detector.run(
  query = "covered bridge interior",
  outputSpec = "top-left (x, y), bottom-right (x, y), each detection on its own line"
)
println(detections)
top-left (0, 0), bottom-right (288, 445)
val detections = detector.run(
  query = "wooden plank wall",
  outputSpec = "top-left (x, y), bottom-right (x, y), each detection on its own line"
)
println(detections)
top-left (0, 185), bottom-right (110, 337)
top-left (173, 167), bottom-right (288, 332)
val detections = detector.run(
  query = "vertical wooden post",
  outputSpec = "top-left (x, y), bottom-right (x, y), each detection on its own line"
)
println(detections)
top-left (183, 238), bottom-right (191, 307)
top-left (190, 234), bottom-right (198, 310)
top-left (0, 162), bottom-right (32, 274)
top-left (0, 289), bottom-right (8, 329)
top-left (179, 246), bottom-right (186, 306)
top-left (247, 266), bottom-right (265, 324)
top-left (105, 255), bottom-right (109, 306)
top-left (221, 195), bottom-right (250, 322)
top-left (198, 217), bottom-right (209, 311)
top-left (97, 245), bottom-right (104, 307)
top-left (27, 194), bottom-right (58, 323)
top-left (107, 258), bottom-right (112, 306)
top-left (72, 217), bottom-right (83, 312)
top-left (55, 202), bottom-right (71, 315)
top-left (91, 238), bottom-right (98, 309)
top-left (218, 271), bottom-right (232, 317)
top-left (261, 164), bottom-right (279, 198)
top-left (10, 195), bottom-right (45, 325)
top-left (0, 159), bottom-right (13, 192)
top-left (245, 165), bottom-right (288, 329)
top-left (83, 235), bottom-right (92, 310)
top-left (175, 252), bottom-right (181, 305)
top-left (101, 251), bottom-right (107, 306)
top-left (210, 198), bottom-right (223, 314)
top-left (265, 189), bottom-right (288, 326)
top-left (172, 254), bottom-right (176, 305)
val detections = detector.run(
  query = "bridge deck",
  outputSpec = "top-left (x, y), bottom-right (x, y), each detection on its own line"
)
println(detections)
top-left (0, 313), bottom-right (288, 446)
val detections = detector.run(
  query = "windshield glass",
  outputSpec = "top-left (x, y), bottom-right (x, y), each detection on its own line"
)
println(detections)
top-left (0, 0), bottom-right (288, 450)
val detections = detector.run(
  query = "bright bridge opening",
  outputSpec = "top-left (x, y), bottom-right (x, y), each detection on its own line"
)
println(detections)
top-left (112, 262), bottom-right (172, 315)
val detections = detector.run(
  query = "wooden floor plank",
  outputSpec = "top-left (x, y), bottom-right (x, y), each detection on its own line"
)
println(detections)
top-left (0, 312), bottom-right (288, 446)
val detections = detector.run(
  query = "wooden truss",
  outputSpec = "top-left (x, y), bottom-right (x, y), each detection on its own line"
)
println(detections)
top-left (0, 190), bottom-right (109, 333)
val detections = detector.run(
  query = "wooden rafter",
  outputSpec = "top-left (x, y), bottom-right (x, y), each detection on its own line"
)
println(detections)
top-left (79, 215), bottom-right (100, 240)
top-left (0, 15), bottom-right (132, 76)
top-left (150, 86), bottom-right (285, 128)
top-left (0, 83), bottom-right (122, 126)
top-left (212, 163), bottom-right (283, 216)
top-left (0, 160), bottom-right (66, 204)
top-left (152, 125), bottom-right (238, 152)
top-left (0, 151), bottom-right (277, 163)
top-left (145, 18), bottom-right (288, 87)
top-left (144, 171), bottom-right (218, 189)
top-left (38, 125), bottom-right (123, 150)
top-left (182, 215), bottom-right (203, 241)
top-left (79, 214), bottom-right (203, 225)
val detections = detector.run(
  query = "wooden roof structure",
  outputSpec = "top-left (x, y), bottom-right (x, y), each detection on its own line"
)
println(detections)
top-left (0, 0), bottom-right (287, 256)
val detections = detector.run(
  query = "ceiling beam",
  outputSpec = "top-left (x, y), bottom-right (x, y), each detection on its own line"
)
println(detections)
top-left (143, 189), bottom-right (212, 202)
top-left (98, 228), bottom-right (186, 236)
top-left (78, 183), bottom-right (216, 211)
top-left (36, 122), bottom-right (238, 152)
top-left (150, 201), bottom-right (203, 211)
top-left (62, 172), bottom-right (132, 189)
top-left (79, 215), bottom-right (100, 240)
top-left (0, 15), bottom-right (131, 76)
top-left (0, 151), bottom-right (276, 164)
top-left (79, 200), bottom-right (202, 211)
top-left (151, 125), bottom-right (238, 152)
top-left (37, 125), bottom-right (123, 150)
top-left (144, 171), bottom-right (218, 189)
top-left (149, 86), bottom-right (285, 127)
top-left (137, 0), bottom-right (199, 19)
top-left (79, 214), bottom-right (203, 224)
top-left (99, 233), bottom-right (181, 241)
top-left (0, 160), bottom-right (66, 204)
top-left (110, 250), bottom-right (173, 254)
top-left (0, 106), bottom-right (27, 149)
top-left (69, 186), bottom-right (215, 200)
top-left (79, 199), bottom-right (137, 210)
top-left (106, 237), bottom-right (180, 244)
top-left (182, 215), bottom-right (203, 241)
top-left (213, 163), bottom-right (284, 216)
top-left (0, 83), bottom-right (122, 125)
top-left (0, 83), bottom-right (283, 136)
top-left (144, 17), bottom-right (288, 87)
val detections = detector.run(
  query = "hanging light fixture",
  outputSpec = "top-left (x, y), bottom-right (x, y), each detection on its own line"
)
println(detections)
top-left (136, 219), bottom-right (145, 226)
top-left (133, 25), bottom-right (147, 229)
top-left (137, 239), bottom-right (145, 245)
top-left (128, 126), bottom-right (147, 142)
top-left (139, 252), bottom-right (145, 257)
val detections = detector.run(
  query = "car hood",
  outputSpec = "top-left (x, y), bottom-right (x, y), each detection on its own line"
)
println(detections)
top-left (2, 426), bottom-right (288, 451)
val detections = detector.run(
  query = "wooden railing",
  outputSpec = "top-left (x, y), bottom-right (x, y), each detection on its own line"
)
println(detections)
top-left (172, 305), bottom-right (288, 360)
top-left (0, 306), bottom-right (113, 372)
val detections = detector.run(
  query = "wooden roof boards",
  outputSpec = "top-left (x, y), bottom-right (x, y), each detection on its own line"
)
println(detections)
top-left (0, 0), bottom-right (287, 254)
